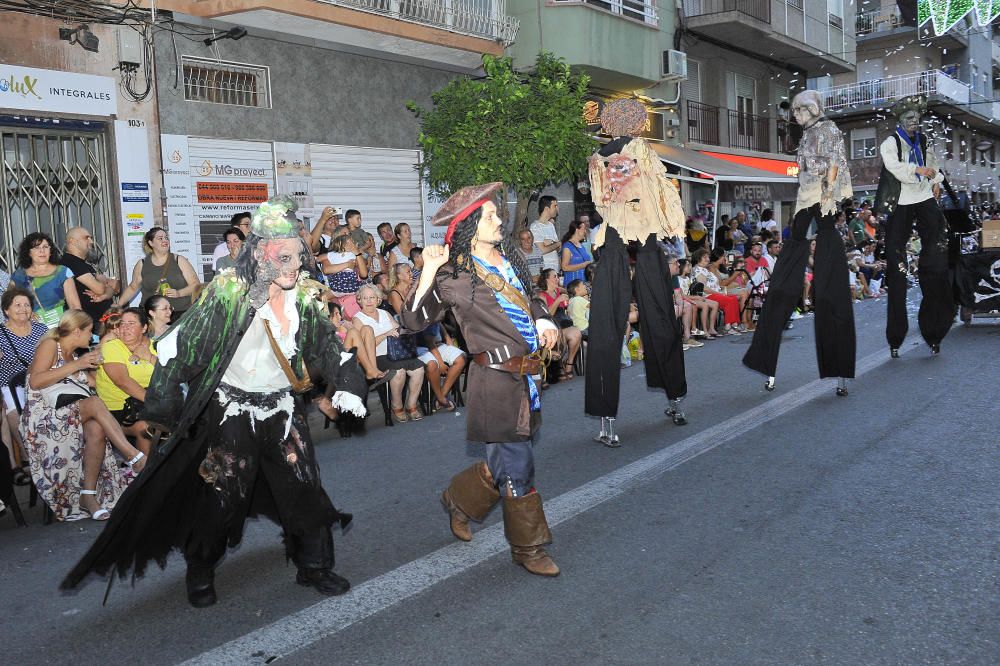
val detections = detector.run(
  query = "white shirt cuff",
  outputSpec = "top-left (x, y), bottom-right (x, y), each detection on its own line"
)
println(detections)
top-left (535, 318), bottom-right (558, 336)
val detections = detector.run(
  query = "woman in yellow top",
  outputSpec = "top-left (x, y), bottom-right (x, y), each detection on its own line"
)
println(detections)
top-left (96, 308), bottom-right (157, 455)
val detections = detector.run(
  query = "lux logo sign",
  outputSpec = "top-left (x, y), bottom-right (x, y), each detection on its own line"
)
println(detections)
top-left (919, 0), bottom-right (1000, 37)
top-left (0, 74), bottom-right (41, 99)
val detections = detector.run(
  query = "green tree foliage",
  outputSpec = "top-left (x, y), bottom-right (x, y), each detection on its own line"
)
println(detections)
top-left (407, 52), bottom-right (596, 203)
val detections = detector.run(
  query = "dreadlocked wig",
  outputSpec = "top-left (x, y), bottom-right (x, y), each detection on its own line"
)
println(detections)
top-left (447, 206), bottom-right (534, 294)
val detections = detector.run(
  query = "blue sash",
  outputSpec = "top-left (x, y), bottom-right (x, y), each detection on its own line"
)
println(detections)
top-left (472, 255), bottom-right (541, 411)
top-left (896, 127), bottom-right (924, 180)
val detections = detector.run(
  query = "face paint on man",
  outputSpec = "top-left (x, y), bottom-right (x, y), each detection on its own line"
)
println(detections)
top-left (257, 238), bottom-right (304, 290)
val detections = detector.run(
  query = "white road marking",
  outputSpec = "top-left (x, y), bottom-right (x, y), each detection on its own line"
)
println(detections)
top-left (183, 345), bottom-right (900, 665)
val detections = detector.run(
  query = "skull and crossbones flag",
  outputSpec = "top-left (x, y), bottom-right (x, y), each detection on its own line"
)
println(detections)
top-left (955, 251), bottom-right (1000, 310)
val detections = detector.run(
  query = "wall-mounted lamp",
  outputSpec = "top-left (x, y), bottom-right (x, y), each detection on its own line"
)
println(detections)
top-left (59, 25), bottom-right (99, 53)
top-left (204, 27), bottom-right (248, 46)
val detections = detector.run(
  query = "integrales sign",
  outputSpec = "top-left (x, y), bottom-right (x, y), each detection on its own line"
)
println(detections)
top-left (0, 65), bottom-right (118, 116)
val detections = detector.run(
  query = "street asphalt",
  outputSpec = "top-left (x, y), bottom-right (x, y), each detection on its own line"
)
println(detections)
top-left (2, 294), bottom-right (998, 665)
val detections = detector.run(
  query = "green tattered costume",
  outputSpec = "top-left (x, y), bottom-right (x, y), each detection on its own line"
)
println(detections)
top-left (62, 271), bottom-right (366, 587)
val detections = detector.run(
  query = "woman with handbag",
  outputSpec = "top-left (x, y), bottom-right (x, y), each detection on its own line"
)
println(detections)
top-left (0, 287), bottom-right (48, 487)
top-left (21, 310), bottom-right (146, 521)
top-left (352, 283), bottom-right (424, 422)
top-left (10, 232), bottom-right (82, 329)
top-left (95, 308), bottom-right (157, 456)
top-left (117, 227), bottom-right (201, 321)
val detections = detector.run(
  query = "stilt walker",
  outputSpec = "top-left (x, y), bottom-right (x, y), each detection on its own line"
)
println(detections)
top-left (742, 90), bottom-right (856, 395)
top-left (875, 95), bottom-right (954, 357)
top-left (401, 183), bottom-right (562, 577)
top-left (62, 196), bottom-right (369, 606)
top-left (584, 98), bottom-right (688, 446)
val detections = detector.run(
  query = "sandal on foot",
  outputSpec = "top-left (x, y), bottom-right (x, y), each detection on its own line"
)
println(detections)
top-left (435, 399), bottom-right (455, 412)
top-left (12, 465), bottom-right (31, 486)
top-left (128, 452), bottom-right (146, 473)
top-left (367, 368), bottom-right (397, 389)
top-left (391, 408), bottom-right (408, 423)
top-left (560, 365), bottom-right (575, 381)
top-left (79, 490), bottom-right (110, 521)
top-left (406, 406), bottom-right (424, 421)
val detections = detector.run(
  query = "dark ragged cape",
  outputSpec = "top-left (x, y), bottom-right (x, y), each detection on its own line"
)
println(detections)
top-left (61, 272), bottom-right (366, 589)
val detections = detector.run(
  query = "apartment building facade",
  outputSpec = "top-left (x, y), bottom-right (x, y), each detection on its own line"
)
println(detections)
top-left (824, 1), bottom-right (1000, 205)
top-left (675, 0), bottom-right (857, 224)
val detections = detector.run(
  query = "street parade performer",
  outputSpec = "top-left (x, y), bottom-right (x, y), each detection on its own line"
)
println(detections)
top-left (742, 90), bottom-right (856, 395)
top-left (400, 182), bottom-right (562, 577)
top-left (62, 196), bottom-right (369, 607)
top-left (585, 98), bottom-right (688, 446)
top-left (875, 95), bottom-right (954, 357)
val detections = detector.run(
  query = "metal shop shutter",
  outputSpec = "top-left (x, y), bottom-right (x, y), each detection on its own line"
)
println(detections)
top-left (310, 144), bottom-right (424, 244)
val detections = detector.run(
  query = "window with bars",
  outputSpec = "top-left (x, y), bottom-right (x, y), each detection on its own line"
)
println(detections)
top-left (182, 56), bottom-right (271, 109)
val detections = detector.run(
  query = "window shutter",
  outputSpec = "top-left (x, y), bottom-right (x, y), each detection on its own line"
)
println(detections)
top-left (683, 60), bottom-right (702, 103)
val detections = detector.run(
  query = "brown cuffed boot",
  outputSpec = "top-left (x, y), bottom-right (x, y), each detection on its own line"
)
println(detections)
top-left (501, 492), bottom-right (560, 577)
top-left (441, 462), bottom-right (500, 542)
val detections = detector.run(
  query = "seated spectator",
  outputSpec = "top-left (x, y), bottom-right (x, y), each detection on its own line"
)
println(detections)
top-left (535, 269), bottom-right (582, 381)
top-left (95, 307), bottom-right (157, 456)
top-left (560, 220), bottom-right (593, 286)
top-left (745, 242), bottom-right (770, 278)
top-left (21, 310), bottom-right (146, 521)
top-left (214, 227), bottom-right (245, 272)
top-left (322, 235), bottom-right (368, 295)
top-left (678, 259), bottom-right (720, 339)
top-left (764, 240), bottom-right (780, 271)
top-left (385, 263), bottom-right (413, 315)
top-left (686, 216), bottom-right (710, 254)
top-left (417, 323), bottom-right (466, 413)
top-left (857, 239), bottom-right (886, 287)
top-left (328, 302), bottom-right (390, 384)
top-left (692, 249), bottom-right (743, 335)
top-left (0, 287), bottom-right (48, 486)
top-left (802, 239), bottom-right (817, 311)
top-left (409, 246), bottom-right (424, 280)
top-left (708, 249), bottom-right (752, 330)
top-left (668, 256), bottom-right (701, 349)
top-left (144, 295), bottom-right (173, 339)
top-left (517, 229), bottom-right (544, 278)
top-left (352, 284), bottom-right (425, 422)
top-left (11, 232), bottom-right (82, 328)
top-left (566, 279), bottom-right (590, 336)
top-left (387, 223), bottom-right (416, 268)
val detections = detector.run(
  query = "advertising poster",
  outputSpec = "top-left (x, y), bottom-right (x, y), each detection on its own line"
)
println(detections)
top-left (275, 142), bottom-right (314, 222)
top-left (114, 120), bottom-right (156, 275)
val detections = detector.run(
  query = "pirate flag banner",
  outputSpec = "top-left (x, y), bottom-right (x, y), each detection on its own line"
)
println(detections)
top-left (955, 249), bottom-right (1000, 310)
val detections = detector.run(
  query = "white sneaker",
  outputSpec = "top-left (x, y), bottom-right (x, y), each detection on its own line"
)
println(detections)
top-left (682, 344), bottom-right (691, 351)
top-left (789, 310), bottom-right (803, 320)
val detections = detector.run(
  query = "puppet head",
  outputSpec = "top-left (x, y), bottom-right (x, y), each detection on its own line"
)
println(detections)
top-left (791, 90), bottom-right (824, 128)
top-left (892, 95), bottom-right (926, 134)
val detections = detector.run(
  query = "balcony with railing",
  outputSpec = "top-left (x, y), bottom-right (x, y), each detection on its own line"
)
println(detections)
top-left (686, 102), bottom-right (789, 154)
top-left (553, 0), bottom-right (659, 26)
top-left (822, 69), bottom-right (970, 113)
top-left (687, 101), bottom-right (721, 146)
top-left (319, 0), bottom-right (520, 44)
top-left (854, 6), bottom-right (907, 37)
top-left (854, 5), bottom-right (965, 47)
top-left (728, 110), bottom-right (770, 153)
top-left (683, 0), bottom-right (853, 73)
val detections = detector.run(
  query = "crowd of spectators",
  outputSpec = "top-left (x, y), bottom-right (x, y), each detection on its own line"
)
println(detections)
top-left (7, 192), bottom-right (990, 522)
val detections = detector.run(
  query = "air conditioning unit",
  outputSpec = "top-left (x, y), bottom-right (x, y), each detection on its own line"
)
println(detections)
top-left (661, 50), bottom-right (688, 81)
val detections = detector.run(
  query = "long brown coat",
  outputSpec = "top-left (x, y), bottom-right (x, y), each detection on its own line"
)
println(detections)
top-left (401, 265), bottom-right (551, 443)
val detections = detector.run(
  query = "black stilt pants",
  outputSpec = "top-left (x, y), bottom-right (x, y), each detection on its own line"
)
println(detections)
top-left (585, 228), bottom-right (686, 418)
top-left (884, 197), bottom-right (954, 349)
top-left (743, 204), bottom-right (856, 379)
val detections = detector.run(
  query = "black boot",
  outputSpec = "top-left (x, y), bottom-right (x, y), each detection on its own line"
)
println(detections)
top-left (290, 528), bottom-right (351, 596)
top-left (184, 556), bottom-right (218, 608)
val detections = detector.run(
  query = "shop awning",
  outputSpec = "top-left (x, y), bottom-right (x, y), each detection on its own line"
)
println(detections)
top-left (650, 143), bottom-right (798, 201)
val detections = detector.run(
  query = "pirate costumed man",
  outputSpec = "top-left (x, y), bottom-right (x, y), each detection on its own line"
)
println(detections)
top-left (585, 98), bottom-right (688, 446)
top-left (742, 90), bottom-right (856, 395)
top-left (400, 182), bottom-right (562, 577)
top-left (875, 95), bottom-right (954, 357)
top-left (62, 196), bottom-right (369, 607)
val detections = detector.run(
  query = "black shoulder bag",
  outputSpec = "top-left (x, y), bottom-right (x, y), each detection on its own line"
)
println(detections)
top-left (0, 325), bottom-right (32, 390)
